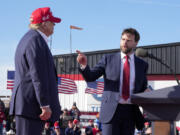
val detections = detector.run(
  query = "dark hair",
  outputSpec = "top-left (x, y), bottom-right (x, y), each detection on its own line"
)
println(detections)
top-left (64, 108), bottom-right (68, 111)
top-left (121, 28), bottom-right (140, 42)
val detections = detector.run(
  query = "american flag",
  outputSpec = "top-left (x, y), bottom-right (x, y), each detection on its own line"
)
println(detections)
top-left (58, 77), bottom-right (77, 94)
top-left (7, 71), bottom-right (15, 90)
top-left (85, 79), bottom-right (104, 94)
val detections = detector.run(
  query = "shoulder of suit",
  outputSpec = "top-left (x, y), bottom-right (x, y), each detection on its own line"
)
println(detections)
top-left (23, 29), bottom-right (40, 38)
top-left (135, 55), bottom-right (148, 65)
top-left (20, 29), bottom-right (47, 50)
top-left (104, 52), bottom-right (119, 58)
top-left (23, 29), bottom-right (44, 43)
top-left (31, 29), bottom-right (42, 37)
top-left (101, 53), bottom-right (120, 63)
top-left (26, 29), bottom-right (38, 35)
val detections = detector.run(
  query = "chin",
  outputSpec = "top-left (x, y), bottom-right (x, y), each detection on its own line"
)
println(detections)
top-left (122, 49), bottom-right (132, 54)
top-left (48, 32), bottom-right (53, 36)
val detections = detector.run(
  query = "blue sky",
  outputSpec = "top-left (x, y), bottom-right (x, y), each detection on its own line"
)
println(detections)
top-left (0, 0), bottom-right (180, 93)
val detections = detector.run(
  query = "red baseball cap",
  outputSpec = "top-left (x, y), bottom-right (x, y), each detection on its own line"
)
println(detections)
top-left (144, 122), bottom-right (149, 126)
top-left (73, 119), bottom-right (79, 124)
top-left (30, 7), bottom-right (61, 24)
top-left (54, 121), bottom-right (59, 129)
top-left (89, 119), bottom-right (93, 122)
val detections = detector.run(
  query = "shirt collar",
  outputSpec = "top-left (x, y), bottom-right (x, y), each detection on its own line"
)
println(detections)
top-left (36, 29), bottom-right (49, 44)
top-left (120, 51), bottom-right (134, 61)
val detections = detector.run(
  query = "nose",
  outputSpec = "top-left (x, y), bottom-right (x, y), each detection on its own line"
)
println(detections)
top-left (124, 40), bottom-right (128, 44)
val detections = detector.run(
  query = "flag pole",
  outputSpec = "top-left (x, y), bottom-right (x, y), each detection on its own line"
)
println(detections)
top-left (70, 28), bottom-right (72, 53)
top-left (69, 25), bottom-right (83, 54)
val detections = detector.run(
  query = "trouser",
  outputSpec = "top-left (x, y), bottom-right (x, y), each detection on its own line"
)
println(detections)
top-left (15, 115), bottom-right (45, 135)
top-left (102, 104), bottom-right (136, 135)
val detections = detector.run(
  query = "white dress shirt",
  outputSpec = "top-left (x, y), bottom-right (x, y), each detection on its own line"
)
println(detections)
top-left (36, 29), bottom-right (49, 44)
top-left (119, 52), bottom-right (135, 104)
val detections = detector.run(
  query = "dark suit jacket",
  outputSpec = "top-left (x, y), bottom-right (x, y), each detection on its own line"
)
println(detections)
top-left (79, 52), bottom-right (148, 129)
top-left (9, 29), bottom-right (61, 122)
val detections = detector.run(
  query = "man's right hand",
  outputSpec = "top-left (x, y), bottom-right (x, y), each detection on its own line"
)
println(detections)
top-left (76, 50), bottom-right (87, 66)
top-left (39, 106), bottom-right (52, 121)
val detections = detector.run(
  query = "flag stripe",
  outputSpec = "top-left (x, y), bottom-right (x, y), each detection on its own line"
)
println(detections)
top-left (58, 89), bottom-right (76, 92)
top-left (7, 81), bottom-right (14, 83)
top-left (85, 80), bottom-right (104, 94)
top-left (7, 87), bottom-right (14, 89)
top-left (7, 71), bottom-right (15, 90)
top-left (86, 89), bottom-right (102, 92)
top-left (7, 84), bottom-right (14, 86)
top-left (58, 91), bottom-right (77, 94)
top-left (58, 77), bottom-right (77, 94)
top-left (85, 89), bottom-right (103, 94)
top-left (58, 86), bottom-right (77, 90)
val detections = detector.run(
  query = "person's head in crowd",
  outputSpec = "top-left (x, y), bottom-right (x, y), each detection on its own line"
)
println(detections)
top-left (54, 121), bottom-right (61, 135)
top-left (29, 7), bottom-right (61, 37)
top-left (68, 120), bottom-right (74, 128)
top-left (94, 122), bottom-right (98, 129)
top-left (96, 112), bottom-right (99, 119)
top-left (73, 119), bottom-right (79, 125)
top-left (144, 122), bottom-right (152, 135)
top-left (63, 108), bottom-right (68, 114)
top-left (54, 121), bottom-right (59, 129)
top-left (144, 122), bottom-right (149, 128)
top-left (72, 106), bottom-right (77, 110)
top-left (88, 119), bottom-right (94, 126)
top-left (73, 102), bottom-right (76, 107)
top-left (45, 122), bottom-right (50, 129)
top-left (72, 102), bottom-right (77, 110)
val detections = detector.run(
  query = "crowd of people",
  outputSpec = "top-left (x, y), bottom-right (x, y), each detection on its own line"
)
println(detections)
top-left (0, 98), bottom-right (155, 135)
top-left (0, 99), bottom-right (104, 135)
top-left (0, 99), bottom-right (16, 135)
top-left (41, 102), bottom-right (102, 135)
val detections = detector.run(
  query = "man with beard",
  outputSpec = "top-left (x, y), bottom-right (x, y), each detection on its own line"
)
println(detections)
top-left (76, 28), bottom-right (150, 135)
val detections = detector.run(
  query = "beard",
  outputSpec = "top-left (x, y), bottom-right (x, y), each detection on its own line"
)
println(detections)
top-left (120, 46), bottom-right (133, 54)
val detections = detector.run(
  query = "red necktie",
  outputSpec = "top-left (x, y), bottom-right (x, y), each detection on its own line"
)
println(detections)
top-left (122, 55), bottom-right (130, 100)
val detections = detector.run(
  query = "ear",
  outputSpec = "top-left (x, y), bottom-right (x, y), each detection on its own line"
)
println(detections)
top-left (42, 22), bottom-right (47, 27)
top-left (134, 42), bottom-right (138, 47)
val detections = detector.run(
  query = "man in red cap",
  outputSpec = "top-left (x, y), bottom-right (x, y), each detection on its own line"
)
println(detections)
top-left (54, 121), bottom-right (61, 135)
top-left (9, 7), bottom-right (62, 135)
top-left (85, 120), bottom-right (94, 135)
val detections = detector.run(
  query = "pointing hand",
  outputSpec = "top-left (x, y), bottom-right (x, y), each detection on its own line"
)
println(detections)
top-left (76, 50), bottom-right (87, 66)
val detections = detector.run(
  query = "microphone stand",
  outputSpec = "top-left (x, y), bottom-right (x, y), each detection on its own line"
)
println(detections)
top-left (148, 54), bottom-right (179, 135)
top-left (149, 54), bottom-right (180, 85)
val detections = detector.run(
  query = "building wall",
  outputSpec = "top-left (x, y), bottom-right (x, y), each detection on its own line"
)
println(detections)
top-left (58, 78), bottom-right (179, 112)
top-left (54, 42), bottom-right (180, 76)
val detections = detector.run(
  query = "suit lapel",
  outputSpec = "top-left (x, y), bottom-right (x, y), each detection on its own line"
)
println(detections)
top-left (114, 52), bottom-right (121, 81)
top-left (134, 56), bottom-right (141, 93)
top-left (34, 29), bottom-right (58, 80)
